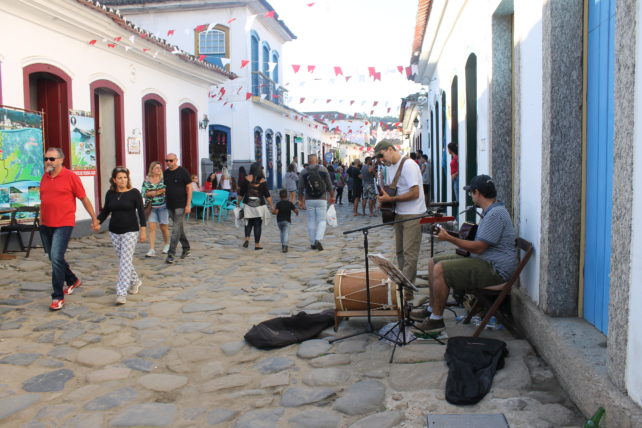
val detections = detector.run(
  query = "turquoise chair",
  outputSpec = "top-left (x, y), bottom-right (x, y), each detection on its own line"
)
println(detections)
top-left (187, 191), bottom-right (213, 223)
top-left (210, 190), bottom-right (229, 222)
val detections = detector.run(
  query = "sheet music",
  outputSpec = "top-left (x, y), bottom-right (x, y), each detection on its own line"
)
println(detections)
top-left (368, 253), bottom-right (419, 292)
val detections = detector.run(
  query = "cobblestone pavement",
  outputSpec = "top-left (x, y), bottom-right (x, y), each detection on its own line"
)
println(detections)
top-left (0, 202), bottom-right (584, 427)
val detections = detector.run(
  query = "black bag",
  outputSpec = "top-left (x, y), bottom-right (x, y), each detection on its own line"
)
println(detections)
top-left (304, 167), bottom-right (326, 198)
top-left (444, 336), bottom-right (508, 405)
top-left (143, 199), bottom-right (153, 221)
top-left (244, 310), bottom-right (334, 350)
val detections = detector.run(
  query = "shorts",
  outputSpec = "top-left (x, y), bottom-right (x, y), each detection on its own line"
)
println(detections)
top-left (148, 205), bottom-right (169, 225)
top-left (432, 254), bottom-right (505, 291)
top-left (352, 183), bottom-right (363, 199)
top-left (362, 184), bottom-right (377, 200)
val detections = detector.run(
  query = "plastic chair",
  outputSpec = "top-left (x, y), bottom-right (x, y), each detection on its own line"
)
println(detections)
top-left (187, 191), bottom-right (212, 223)
top-left (210, 190), bottom-right (231, 222)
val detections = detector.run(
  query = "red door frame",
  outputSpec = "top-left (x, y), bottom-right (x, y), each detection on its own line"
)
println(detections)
top-left (90, 79), bottom-right (125, 210)
top-left (23, 63), bottom-right (73, 169)
top-left (142, 93), bottom-right (167, 170)
top-left (179, 102), bottom-right (198, 175)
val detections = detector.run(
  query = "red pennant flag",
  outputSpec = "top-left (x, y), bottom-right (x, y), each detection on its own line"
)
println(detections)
top-left (348, 130), bottom-right (353, 134)
top-left (237, 87), bottom-right (243, 94)
top-left (300, 97), bottom-right (305, 103)
top-left (394, 122), bottom-right (401, 126)
top-left (107, 43), bottom-right (116, 48)
top-left (114, 36), bottom-right (122, 42)
top-left (230, 104), bottom-right (234, 109)
top-left (387, 107), bottom-right (391, 113)
top-left (333, 66), bottom-right (343, 76)
top-left (370, 110), bottom-right (374, 115)
top-left (368, 67), bottom-right (376, 77)
top-left (241, 59), bottom-right (250, 68)
top-left (199, 55), bottom-right (206, 61)
top-left (326, 99), bottom-right (331, 103)
top-left (227, 18), bottom-right (237, 24)
top-left (246, 93), bottom-right (252, 100)
top-left (307, 2), bottom-right (315, 6)
top-left (405, 66), bottom-right (412, 77)
top-left (331, 120), bottom-right (335, 124)
top-left (397, 65), bottom-right (404, 74)
top-left (219, 88), bottom-right (226, 95)
top-left (272, 94), bottom-right (279, 98)
top-left (307, 65), bottom-right (315, 73)
top-left (380, 122), bottom-right (384, 127)
top-left (265, 11), bottom-right (275, 18)
top-left (88, 40), bottom-right (97, 45)
top-left (195, 24), bottom-right (207, 32)
top-left (345, 76), bottom-right (352, 82)
top-left (292, 64), bottom-right (301, 73)
top-left (143, 48), bottom-right (150, 52)
top-left (139, 33), bottom-right (148, 39)
top-left (364, 121), bottom-right (369, 125)
top-left (167, 30), bottom-right (175, 36)
top-left (374, 72), bottom-right (381, 81)
top-left (373, 101), bottom-right (378, 107)
top-left (223, 101), bottom-right (228, 106)
top-left (350, 100), bottom-right (355, 106)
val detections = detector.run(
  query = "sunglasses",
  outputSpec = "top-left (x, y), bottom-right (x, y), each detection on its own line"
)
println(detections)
top-left (115, 166), bottom-right (129, 173)
top-left (165, 159), bottom-right (176, 162)
top-left (44, 157), bottom-right (58, 162)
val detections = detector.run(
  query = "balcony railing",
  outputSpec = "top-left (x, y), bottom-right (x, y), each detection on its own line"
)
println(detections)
top-left (251, 71), bottom-right (288, 106)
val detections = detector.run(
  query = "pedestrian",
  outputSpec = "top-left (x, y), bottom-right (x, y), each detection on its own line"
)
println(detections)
top-left (375, 140), bottom-right (426, 301)
top-left (448, 142), bottom-right (459, 201)
top-left (335, 166), bottom-right (346, 204)
top-left (420, 154), bottom-right (432, 207)
top-left (190, 174), bottom-right (201, 192)
top-left (360, 157), bottom-right (377, 216)
top-left (239, 162), bottom-right (273, 249)
top-left (141, 161), bottom-right (170, 257)
top-left (238, 166), bottom-right (247, 185)
top-left (298, 154), bottom-right (335, 251)
top-left (346, 161), bottom-right (355, 203)
top-left (273, 189), bottom-right (299, 253)
top-left (163, 153), bottom-right (192, 264)
top-left (347, 159), bottom-right (362, 216)
top-left (39, 148), bottom-right (100, 310)
top-left (285, 163), bottom-right (298, 205)
top-left (204, 172), bottom-right (217, 192)
top-left (97, 167), bottom-right (146, 305)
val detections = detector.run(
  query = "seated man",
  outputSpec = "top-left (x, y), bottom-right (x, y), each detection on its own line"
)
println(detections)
top-left (413, 174), bottom-right (518, 334)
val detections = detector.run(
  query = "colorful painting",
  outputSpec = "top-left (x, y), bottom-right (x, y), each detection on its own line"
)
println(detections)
top-left (0, 106), bottom-right (44, 224)
top-left (69, 110), bottom-right (96, 176)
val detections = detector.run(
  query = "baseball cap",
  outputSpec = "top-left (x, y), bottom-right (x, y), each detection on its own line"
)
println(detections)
top-left (373, 140), bottom-right (395, 153)
top-left (463, 174), bottom-right (496, 197)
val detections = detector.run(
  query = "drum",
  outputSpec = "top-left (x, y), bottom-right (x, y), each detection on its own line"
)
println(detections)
top-left (334, 268), bottom-right (398, 311)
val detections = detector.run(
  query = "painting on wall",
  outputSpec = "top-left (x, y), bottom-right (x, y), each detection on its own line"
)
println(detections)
top-left (0, 106), bottom-right (44, 224)
top-left (69, 110), bottom-right (96, 176)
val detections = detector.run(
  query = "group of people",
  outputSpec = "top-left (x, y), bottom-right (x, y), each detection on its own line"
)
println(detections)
top-left (39, 143), bottom-right (518, 340)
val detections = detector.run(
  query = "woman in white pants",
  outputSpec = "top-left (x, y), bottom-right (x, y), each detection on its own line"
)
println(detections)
top-left (97, 167), bottom-right (146, 304)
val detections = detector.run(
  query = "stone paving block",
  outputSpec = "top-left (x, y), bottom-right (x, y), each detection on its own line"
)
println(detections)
top-left (281, 387), bottom-right (336, 407)
top-left (288, 409), bottom-right (342, 428)
top-left (389, 361), bottom-right (447, 391)
top-left (207, 408), bottom-right (238, 425)
top-left (138, 374), bottom-right (188, 392)
top-left (333, 379), bottom-right (386, 415)
top-left (297, 339), bottom-right (332, 359)
top-left (84, 387), bottom-right (137, 410)
top-left (348, 410), bottom-right (404, 428)
top-left (86, 367), bottom-right (131, 383)
top-left (233, 407), bottom-right (284, 428)
top-left (109, 403), bottom-right (176, 426)
top-left (23, 369), bottom-right (74, 392)
top-left (308, 354), bottom-right (351, 368)
top-left (76, 348), bottom-right (121, 367)
top-left (0, 394), bottom-right (41, 420)
top-left (0, 353), bottom-right (41, 366)
top-left (302, 368), bottom-right (350, 387)
top-left (201, 375), bottom-right (253, 392)
top-left (122, 358), bottom-right (155, 372)
top-left (254, 356), bottom-right (295, 374)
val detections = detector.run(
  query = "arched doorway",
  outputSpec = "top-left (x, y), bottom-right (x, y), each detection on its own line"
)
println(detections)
top-left (450, 76), bottom-right (459, 206)
top-left (465, 54), bottom-right (478, 222)
top-left (179, 103), bottom-right (198, 176)
top-left (435, 99), bottom-right (442, 202)
top-left (441, 91), bottom-right (451, 213)
top-left (210, 124), bottom-right (230, 171)
top-left (23, 64), bottom-right (72, 168)
top-left (142, 94), bottom-right (166, 169)
top-left (275, 133), bottom-right (283, 189)
top-left (254, 127), bottom-right (263, 163)
top-left (265, 130), bottom-right (274, 189)
top-left (90, 80), bottom-right (124, 209)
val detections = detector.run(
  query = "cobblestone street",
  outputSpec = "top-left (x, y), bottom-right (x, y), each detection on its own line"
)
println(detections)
top-left (0, 203), bottom-right (583, 427)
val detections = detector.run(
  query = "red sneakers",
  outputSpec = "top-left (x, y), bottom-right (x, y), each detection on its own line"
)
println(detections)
top-left (49, 299), bottom-right (64, 310)
top-left (64, 279), bottom-right (82, 295)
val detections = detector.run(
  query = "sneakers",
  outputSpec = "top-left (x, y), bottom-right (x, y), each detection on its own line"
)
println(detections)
top-left (49, 299), bottom-right (64, 310)
top-left (310, 243), bottom-right (317, 250)
top-left (181, 249), bottom-right (191, 259)
top-left (63, 278), bottom-right (82, 295)
top-left (242, 241), bottom-right (249, 248)
top-left (412, 317), bottom-right (446, 334)
top-left (166, 254), bottom-right (175, 264)
top-left (115, 295), bottom-right (126, 305)
top-left (129, 280), bottom-right (142, 295)
top-left (282, 245), bottom-right (288, 253)
top-left (314, 240), bottom-right (324, 251)
top-left (409, 306), bottom-right (432, 322)
top-left (162, 244), bottom-right (170, 254)
top-left (146, 248), bottom-right (156, 257)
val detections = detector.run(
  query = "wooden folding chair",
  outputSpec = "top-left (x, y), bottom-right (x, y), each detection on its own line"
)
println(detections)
top-left (1, 206), bottom-right (40, 258)
top-left (463, 237), bottom-right (534, 337)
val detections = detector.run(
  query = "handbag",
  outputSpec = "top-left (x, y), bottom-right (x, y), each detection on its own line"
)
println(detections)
top-left (380, 157), bottom-right (409, 223)
top-left (143, 199), bottom-right (153, 220)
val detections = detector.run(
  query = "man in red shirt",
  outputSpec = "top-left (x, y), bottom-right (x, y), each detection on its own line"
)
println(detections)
top-left (40, 148), bottom-right (100, 310)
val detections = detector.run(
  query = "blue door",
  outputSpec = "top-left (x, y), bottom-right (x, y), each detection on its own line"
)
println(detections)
top-left (584, 0), bottom-right (615, 334)
top-left (265, 131), bottom-right (274, 189)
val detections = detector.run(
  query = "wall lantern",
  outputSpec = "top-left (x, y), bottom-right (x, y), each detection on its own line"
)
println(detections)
top-left (198, 114), bottom-right (210, 129)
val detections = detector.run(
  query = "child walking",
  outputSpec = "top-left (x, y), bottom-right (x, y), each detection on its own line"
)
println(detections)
top-left (273, 189), bottom-right (298, 253)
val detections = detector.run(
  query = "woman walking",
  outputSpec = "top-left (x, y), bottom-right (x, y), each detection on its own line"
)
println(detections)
top-left (97, 167), bottom-right (146, 305)
top-left (238, 162), bottom-right (273, 250)
top-left (285, 163), bottom-right (299, 205)
top-left (141, 161), bottom-right (170, 257)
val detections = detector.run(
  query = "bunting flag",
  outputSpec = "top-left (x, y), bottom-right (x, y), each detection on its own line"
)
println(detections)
top-left (307, 65), bottom-right (315, 73)
top-left (107, 43), bottom-right (116, 48)
top-left (368, 66), bottom-right (376, 77)
top-left (220, 57), bottom-right (231, 67)
top-left (268, 62), bottom-right (277, 72)
top-left (143, 48), bottom-right (150, 52)
top-left (350, 100), bottom-right (355, 105)
top-left (292, 64), bottom-right (301, 73)
top-left (88, 40), bottom-right (97, 45)
top-left (246, 93), bottom-right (252, 100)
top-left (374, 72), bottom-right (381, 81)
top-left (124, 46), bottom-right (131, 52)
top-left (167, 29), bottom-right (175, 36)
top-left (195, 24), bottom-right (207, 32)
top-left (326, 99), bottom-right (332, 103)
top-left (241, 59), bottom-right (250, 68)
top-left (373, 101), bottom-right (378, 107)
top-left (264, 11), bottom-right (275, 18)
top-left (308, 2), bottom-right (315, 6)
top-left (114, 36), bottom-right (122, 42)
top-left (199, 55), bottom-right (206, 61)
top-left (300, 97), bottom-right (305, 103)
top-left (333, 66), bottom-right (343, 76)
top-left (129, 35), bottom-right (135, 43)
top-left (387, 107), bottom-right (391, 113)
top-left (237, 86), bottom-right (243, 94)
top-left (171, 48), bottom-right (180, 54)
top-left (397, 65), bottom-right (404, 74)
top-left (227, 18), bottom-right (237, 24)
top-left (405, 66), bottom-right (412, 77)
top-left (207, 22), bottom-right (218, 31)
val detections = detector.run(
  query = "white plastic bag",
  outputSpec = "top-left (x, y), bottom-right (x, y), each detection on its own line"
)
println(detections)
top-left (233, 206), bottom-right (243, 228)
top-left (326, 204), bottom-right (338, 227)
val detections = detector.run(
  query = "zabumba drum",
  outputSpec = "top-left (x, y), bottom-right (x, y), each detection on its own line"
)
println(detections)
top-left (334, 268), bottom-right (398, 311)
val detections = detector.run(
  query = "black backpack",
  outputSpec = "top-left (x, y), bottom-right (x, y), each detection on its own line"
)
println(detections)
top-left (444, 336), bottom-right (508, 404)
top-left (304, 166), bottom-right (326, 198)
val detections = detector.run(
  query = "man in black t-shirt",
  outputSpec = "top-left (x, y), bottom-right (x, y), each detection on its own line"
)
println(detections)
top-left (163, 153), bottom-right (192, 264)
top-left (347, 159), bottom-right (362, 216)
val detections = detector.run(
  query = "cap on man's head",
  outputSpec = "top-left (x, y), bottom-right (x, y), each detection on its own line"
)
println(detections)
top-left (463, 174), bottom-right (497, 198)
top-left (373, 140), bottom-right (395, 153)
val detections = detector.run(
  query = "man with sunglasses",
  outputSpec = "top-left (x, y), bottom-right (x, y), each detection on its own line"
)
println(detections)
top-left (40, 148), bottom-right (100, 310)
top-left (412, 174), bottom-right (517, 334)
top-left (163, 153), bottom-right (192, 264)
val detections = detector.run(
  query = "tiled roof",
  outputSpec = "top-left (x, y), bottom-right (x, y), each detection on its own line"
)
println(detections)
top-left (410, 0), bottom-right (432, 66)
top-left (76, 0), bottom-right (237, 79)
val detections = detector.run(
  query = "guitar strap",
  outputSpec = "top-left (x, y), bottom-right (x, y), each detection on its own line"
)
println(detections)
top-left (388, 156), bottom-right (408, 191)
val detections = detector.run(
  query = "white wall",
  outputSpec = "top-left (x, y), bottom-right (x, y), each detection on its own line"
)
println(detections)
top-left (626, 0), bottom-right (642, 406)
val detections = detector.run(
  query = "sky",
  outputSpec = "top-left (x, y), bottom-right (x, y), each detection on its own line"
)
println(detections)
top-left (267, 0), bottom-right (422, 118)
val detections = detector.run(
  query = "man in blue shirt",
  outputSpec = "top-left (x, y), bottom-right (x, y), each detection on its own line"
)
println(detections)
top-left (413, 174), bottom-right (517, 334)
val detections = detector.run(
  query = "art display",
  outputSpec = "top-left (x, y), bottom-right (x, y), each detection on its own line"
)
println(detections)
top-left (0, 106), bottom-right (44, 224)
top-left (69, 110), bottom-right (96, 176)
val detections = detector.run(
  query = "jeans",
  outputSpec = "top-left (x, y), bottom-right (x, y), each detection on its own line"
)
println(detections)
top-left (278, 221), bottom-right (290, 245)
top-left (168, 208), bottom-right (189, 256)
top-left (40, 225), bottom-right (77, 300)
top-left (306, 199), bottom-right (327, 244)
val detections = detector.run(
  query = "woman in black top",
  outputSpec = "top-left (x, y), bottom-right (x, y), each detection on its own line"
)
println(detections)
top-left (97, 167), bottom-right (146, 305)
top-left (238, 162), bottom-right (273, 250)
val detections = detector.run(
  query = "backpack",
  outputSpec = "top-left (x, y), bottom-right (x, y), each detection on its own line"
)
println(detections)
top-left (304, 166), bottom-right (326, 198)
top-left (444, 336), bottom-right (508, 404)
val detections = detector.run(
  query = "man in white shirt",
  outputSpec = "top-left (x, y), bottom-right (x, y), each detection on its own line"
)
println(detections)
top-left (375, 140), bottom-right (426, 293)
